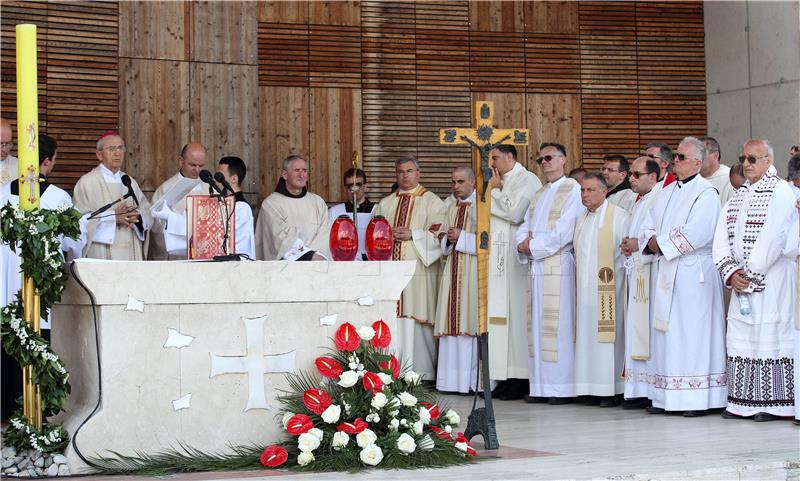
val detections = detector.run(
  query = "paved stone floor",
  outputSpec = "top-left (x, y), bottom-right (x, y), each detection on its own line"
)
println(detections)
top-left (70, 393), bottom-right (799, 480)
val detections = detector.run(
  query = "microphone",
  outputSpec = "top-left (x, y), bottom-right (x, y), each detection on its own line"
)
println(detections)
top-left (199, 169), bottom-right (222, 195)
top-left (121, 174), bottom-right (138, 207)
top-left (214, 171), bottom-right (234, 196)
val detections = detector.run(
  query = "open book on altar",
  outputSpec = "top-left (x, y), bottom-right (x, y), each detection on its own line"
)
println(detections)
top-left (186, 194), bottom-right (235, 259)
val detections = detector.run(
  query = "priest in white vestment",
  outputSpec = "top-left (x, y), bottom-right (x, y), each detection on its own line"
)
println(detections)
top-left (434, 166), bottom-right (478, 393)
top-left (516, 142), bottom-right (582, 403)
top-left (327, 168), bottom-right (376, 261)
top-left (789, 153), bottom-right (800, 426)
top-left (574, 174), bottom-right (630, 405)
top-left (376, 155), bottom-right (445, 381)
top-left (487, 145), bottom-right (542, 400)
top-left (148, 143), bottom-right (207, 260)
top-left (602, 154), bottom-right (637, 213)
top-left (619, 156), bottom-right (660, 408)
top-left (700, 136), bottom-right (735, 206)
top-left (255, 155), bottom-right (329, 261)
top-left (713, 140), bottom-right (798, 421)
top-left (639, 136), bottom-right (726, 416)
top-left (1, 118), bottom-right (17, 186)
top-left (72, 132), bottom-right (152, 260)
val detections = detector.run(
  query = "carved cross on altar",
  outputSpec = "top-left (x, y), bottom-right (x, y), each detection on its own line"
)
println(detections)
top-left (210, 315), bottom-right (296, 411)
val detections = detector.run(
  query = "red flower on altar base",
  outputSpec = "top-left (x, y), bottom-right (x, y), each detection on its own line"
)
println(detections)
top-left (337, 418), bottom-right (368, 434)
top-left (285, 413), bottom-right (314, 435)
top-left (428, 425), bottom-right (451, 440)
top-left (303, 389), bottom-right (332, 414)
top-left (334, 322), bottom-right (360, 351)
top-left (371, 320), bottom-right (391, 348)
top-left (419, 402), bottom-right (440, 420)
top-left (362, 371), bottom-right (384, 395)
top-left (315, 356), bottom-right (343, 379)
top-left (378, 355), bottom-right (401, 379)
top-left (259, 445), bottom-right (288, 467)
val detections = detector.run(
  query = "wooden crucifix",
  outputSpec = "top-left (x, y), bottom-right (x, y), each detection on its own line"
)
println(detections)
top-left (438, 101), bottom-right (528, 450)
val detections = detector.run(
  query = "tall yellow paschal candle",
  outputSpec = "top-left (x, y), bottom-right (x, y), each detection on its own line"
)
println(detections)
top-left (16, 24), bottom-right (40, 211)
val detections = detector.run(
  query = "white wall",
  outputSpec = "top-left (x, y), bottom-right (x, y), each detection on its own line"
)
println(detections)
top-left (705, 1), bottom-right (800, 174)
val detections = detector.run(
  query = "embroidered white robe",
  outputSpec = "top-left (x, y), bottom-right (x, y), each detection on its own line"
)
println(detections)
top-left (713, 170), bottom-right (798, 417)
top-left (703, 164), bottom-right (735, 207)
top-left (434, 192), bottom-right (478, 393)
top-left (255, 192), bottom-right (330, 260)
top-left (574, 201), bottom-right (630, 396)
top-left (488, 162), bottom-right (542, 381)
top-left (72, 165), bottom-right (152, 260)
top-left (0, 155), bottom-right (17, 186)
top-left (607, 188), bottom-right (638, 213)
top-left (639, 175), bottom-right (727, 411)
top-left (376, 185), bottom-right (445, 381)
top-left (515, 176), bottom-right (582, 397)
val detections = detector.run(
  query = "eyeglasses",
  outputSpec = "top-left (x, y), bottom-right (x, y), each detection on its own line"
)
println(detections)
top-left (102, 145), bottom-right (126, 153)
top-left (738, 154), bottom-right (769, 164)
top-left (0, 141), bottom-right (12, 148)
top-left (535, 154), bottom-right (562, 165)
top-left (644, 153), bottom-right (663, 161)
top-left (345, 182), bottom-right (364, 188)
top-left (631, 171), bottom-right (653, 179)
top-left (397, 168), bottom-right (418, 176)
top-left (674, 153), bottom-right (696, 162)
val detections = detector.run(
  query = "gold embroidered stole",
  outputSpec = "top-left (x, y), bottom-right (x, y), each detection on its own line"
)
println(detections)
top-left (527, 178), bottom-right (578, 362)
top-left (446, 201), bottom-right (470, 334)
top-left (596, 203), bottom-right (616, 343)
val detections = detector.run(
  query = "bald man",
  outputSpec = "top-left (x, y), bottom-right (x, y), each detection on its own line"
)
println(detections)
top-left (1, 118), bottom-right (17, 186)
top-left (148, 142), bottom-right (208, 259)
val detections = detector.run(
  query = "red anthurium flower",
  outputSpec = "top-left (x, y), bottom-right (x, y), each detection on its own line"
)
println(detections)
top-left (259, 445), bottom-right (288, 467)
top-left (315, 356), bottom-right (343, 379)
top-left (378, 355), bottom-right (401, 379)
top-left (466, 444), bottom-right (477, 456)
top-left (419, 402), bottom-right (440, 420)
top-left (285, 413), bottom-right (314, 435)
top-left (337, 418), bottom-right (368, 434)
top-left (371, 320), bottom-right (391, 348)
top-left (303, 388), bottom-right (333, 414)
top-left (454, 432), bottom-right (476, 455)
top-left (362, 371), bottom-right (384, 395)
top-left (334, 322), bottom-right (360, 351)
top-left (429, 425), bottom-right (451, 440)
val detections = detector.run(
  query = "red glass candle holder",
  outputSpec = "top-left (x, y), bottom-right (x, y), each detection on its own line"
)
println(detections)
top-left (365, 215), bottom-right (393, 261)
top-left (329, 215), bottom-right (358, 261)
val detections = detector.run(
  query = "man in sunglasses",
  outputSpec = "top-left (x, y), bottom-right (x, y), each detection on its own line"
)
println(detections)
top-left (713, 139), bottom-right (799, 422)
top-left (602, 154), bottom-right (637, 213)
top-left (699, 136), bottom-right (735, 206)
top-left (643, 142), bottom-right (676, 191)
top-left (328, 168), bottom-right (376, 261)
top-left (640, 136), bottom-right (726, 417)
top-left (515, 142), bottom-right (582, 405)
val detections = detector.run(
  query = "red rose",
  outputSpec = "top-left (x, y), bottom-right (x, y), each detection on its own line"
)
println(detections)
top-left (378, 355), bottom-right (401, 379)
top-left (429, 425), bottom-right (451, 440)
top-left (371, 320), bottom-right (391, 348)
top-left (285, 413), bottom-right (314, 435)
top-left (362, 371), bottom-right (384, 395)
top-left (334, 322), bottom-right (360, 351)
top-left (337, 418), bottom-right (368, 434)
top-left (303, 389), bottom-right (332, 414)
top-left (315, 356), bottom-right (343, 379)
top-left (419, 402), bottom-right (440, 420)
top-left (259, 445), bottom-right (288, 467)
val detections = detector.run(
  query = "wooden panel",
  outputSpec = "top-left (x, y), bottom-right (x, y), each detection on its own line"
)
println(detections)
top-left (119, 58), bottom-right (190, 193)
top-left (260, 86), bottom-right (309, 197)
top-left (361, 1), bottom-right (416, 91)
top-left (524, 1), bottom-right (579, 34)
top-left (118, 1), bottom-right (187, 60)
top-left (416, 91), bottom-right (471, 196)
top-left (259, 1), bottom-right (308, 24)
top-left (309, 25), bottom-right (361, 88)
top-left (259, 23), bottom-right (309, 86)
top-left (308, 1), bottom-right (360, 26)
top-left (190, 63), bottom-right (260, 195)
top-left (525, 34), bottom-right (580, 94)
top-left (471, 92), bottom-right (528, 168)
top-left (469, 1), bottom-right (524, 32)
top-left (190, 1), bottom-right (258, 64)
top-left (525, 94), bottom-right (582, 177)
top-left (415, 1), bottom-right (469, 91)
top-left (469, 31), bottom-right (525, 92)
top-left (309, 88), bottom-right (362, 201)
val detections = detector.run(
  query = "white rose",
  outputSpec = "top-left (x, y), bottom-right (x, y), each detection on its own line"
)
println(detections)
top-left (298, 432), bottom-right (321, 452)
top-left (389, 418), bottom-right (400, 431)
top-left (281, 412), bottom-right (295, 429)
top-left (418, 434), bottom-right (435, 451)
top-left (404, 371), bottom-right (422, 385)
top-left (297, 451), bottom-right (314, 466)
top-left (338, 370), bottom-right (359, 388)
top-left (321, 404), bottom-right (341, 424)
top-left (308, 427), bottom-right (324, 441)
top-left (332, 431), bottom-right (350, 450)
top-left (400, 418), bottom-right (408, 426)
top-left (357, 325), bottom-right (375, 341)
top-left (366, 412), bottom-right (380, 423)
top-left (418, 406), bottom-right (431, 425)
top-left (371, 392), bottom-right (388, 409)
top-left (397, 392), bottom-right (417, 407)
top-left (356, 428), bottom-right (378, 448)
top-left (412, 420), bottom-right (424, 434)
top-left (377, 372), bottom-right (393, 385)
top-left (396, 433), bottom-right (417, 454)
top-left (359, 444), bottom-right (384, 466)
top-left (445, 409), bottom-right (460, 426)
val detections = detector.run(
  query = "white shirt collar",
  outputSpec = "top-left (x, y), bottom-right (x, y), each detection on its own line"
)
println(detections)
top-left (502, 162), bottom-right (523, 182)
top-left (459, 191), bottom-right (476, 204)
top-left (99, 163), bottom-right (123, 183)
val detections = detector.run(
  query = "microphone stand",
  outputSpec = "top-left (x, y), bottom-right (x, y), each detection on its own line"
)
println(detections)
top-left (88, 192), bottom-right (133, 220)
